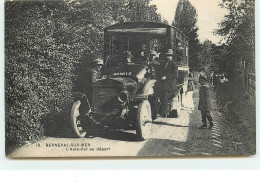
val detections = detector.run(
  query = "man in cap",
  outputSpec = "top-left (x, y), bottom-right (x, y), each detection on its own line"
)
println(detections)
top-left (125, 51), bottom-right (133, 63)
top-left (198, 70), bottom-right (214, 129)
top-left (81, 58), bottom-right (104, 128)
top-left (161, 49), bottom-right (178, 117)
top-left (135, 51), bottom-right (148, 65)
top-left (148, 50), bottom-right (160, 77)
top-left (84, 58), bottom-right (104, 102)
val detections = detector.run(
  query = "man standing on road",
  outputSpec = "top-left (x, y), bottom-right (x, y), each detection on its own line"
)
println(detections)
top-left (198, 72), bottom-right (214, 129)
top-left (148, 50), bottom-right (164, 118)
top-left (161, 49), bottom-right (178, 117)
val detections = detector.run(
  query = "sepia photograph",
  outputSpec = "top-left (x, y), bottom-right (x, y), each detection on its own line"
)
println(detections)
top-left (5, 0), bottom-right (255, 157)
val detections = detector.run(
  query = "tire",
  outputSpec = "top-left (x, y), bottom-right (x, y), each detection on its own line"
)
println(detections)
top-left (70, 100), bottom-right (87, 138)
top-left (148, 96), bottom-right (158, 120)
top-left (168, 94), bottom-right (181, 118)
top-left (176, 94), bottom-right (182, 117)
top-left (142, 79), bottom-right (157, 120)
top-left (136, 100), bottom-right (152, 141)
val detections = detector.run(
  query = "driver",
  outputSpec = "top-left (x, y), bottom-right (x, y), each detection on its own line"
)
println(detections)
top-left (85, 58), bottom-right (104, 102)
top-left (82, 58), bottom-right (104, 128)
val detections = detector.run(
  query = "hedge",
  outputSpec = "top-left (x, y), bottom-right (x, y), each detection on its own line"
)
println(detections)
top-left (5, 0), bottom-right (162, 154)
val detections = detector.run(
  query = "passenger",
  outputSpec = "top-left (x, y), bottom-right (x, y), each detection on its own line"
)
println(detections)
top-left (136, 51), bottom-right (148, 65)
top-left (161, 49), bottom-right (178, 117)
top-left (148, 50), bottom-right (160, 78)
top-left (125, 51), bottom-right (133, 63)
top-left (198, 73), bottom-right (214, 129)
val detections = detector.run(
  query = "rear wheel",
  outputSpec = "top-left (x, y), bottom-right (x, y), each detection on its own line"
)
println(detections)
top-left (136, 100), bottom-right (152, 141)
top-left (176, 93), bottom-right (182, 117)
top-left (169, 93), bottom-right (181, 118)
top-left (70, 100), bottom-right (87, 138)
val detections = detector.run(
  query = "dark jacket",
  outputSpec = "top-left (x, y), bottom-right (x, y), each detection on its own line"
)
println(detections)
top-left (164, 59), bottom-right (178, 92)
top-left (198, 85), bottom-right (212, 111)
top-left (86, 68), bottom-right (101, 85)
top-left (84, 67), bottom-right (101, 101)
top-left (149, 58), bottom-right (163, 79)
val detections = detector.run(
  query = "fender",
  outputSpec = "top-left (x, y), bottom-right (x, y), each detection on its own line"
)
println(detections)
top-left (73, 92), bottom-right (87, 100)
top-left (142, 79), bottom-right (157, 95)
top-left (73, 92), bottom-right (90, 109)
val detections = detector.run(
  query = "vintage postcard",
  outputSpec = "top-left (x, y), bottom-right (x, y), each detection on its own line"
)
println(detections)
top-left (5, 0), bottom-right (255, 157)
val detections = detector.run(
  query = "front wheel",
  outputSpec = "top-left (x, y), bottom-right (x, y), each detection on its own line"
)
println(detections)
top-left (70, 100), bottom-right (87, 138)
top-left (136, 100), bottom-right (152, 141)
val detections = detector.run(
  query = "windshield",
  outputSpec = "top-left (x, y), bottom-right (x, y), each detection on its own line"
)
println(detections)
top-left (105, 33), bottom-right (166, 62)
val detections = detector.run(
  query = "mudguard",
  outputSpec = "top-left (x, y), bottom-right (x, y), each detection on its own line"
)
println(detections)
top-left (142, 79), bottom-right (157, 95)
top-left (73, 92), bottom-right (87, 100)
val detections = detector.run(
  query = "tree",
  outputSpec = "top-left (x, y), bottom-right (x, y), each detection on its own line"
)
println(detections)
top-left (107, 0), bottom-right (161, 23)
top-left (216, 0), bottom-right (255, 72)
top-left (215, 0), bottom-right (255, 102)
top-left (198, 40), bottom-right (229, 73)
top-left (198, 40), bottom-right (213, 69)
top-left (173, 0), bottom-right (200, 71)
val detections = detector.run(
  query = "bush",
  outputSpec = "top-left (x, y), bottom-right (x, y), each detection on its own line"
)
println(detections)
top-left (5, 0), bottom-right (162, 154)
top-left (5, 1), bottom-right (75, 154)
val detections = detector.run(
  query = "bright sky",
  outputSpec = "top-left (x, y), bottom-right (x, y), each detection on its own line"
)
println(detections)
top-left (151, 0), bottom-right (228, 45)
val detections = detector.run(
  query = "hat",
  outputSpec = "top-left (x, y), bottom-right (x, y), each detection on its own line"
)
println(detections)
top-left (93, 58), bottom-right (104, 65)
top-left (165, 49), bottom-right (174, 55)
top-left (150, 50), bottom-right (157, 55)
top-left (125, 51), bottom-right (132, 58)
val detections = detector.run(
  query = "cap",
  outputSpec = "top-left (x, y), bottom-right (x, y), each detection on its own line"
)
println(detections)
top-left (125, 51), bottom-right (132, 58)
top-left (93, 58), bottom-right (104, 65)
top-left (150, 50), bottom-right (157, 55)
top-left (165, 49), bottom-right (174, 55)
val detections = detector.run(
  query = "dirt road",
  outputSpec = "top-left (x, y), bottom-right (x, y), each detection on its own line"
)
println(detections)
top-left (8, 86), bottom-right (255, 158)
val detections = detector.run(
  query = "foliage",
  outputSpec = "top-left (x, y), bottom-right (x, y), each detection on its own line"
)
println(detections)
top-left (198, 40), bottom-right (213, 69)
top-left (216, 0), bottom-right (255, 72)
top-left (214, 0), bottom-right (255, 107)
top-left (173, 0), bottom-right (200, 71)
top-left (5, 1), bottom-right (74, 153)
top-left (198, 40), bottom-right (229, 73)
top-left (5, 0), bottom-right (162, 153)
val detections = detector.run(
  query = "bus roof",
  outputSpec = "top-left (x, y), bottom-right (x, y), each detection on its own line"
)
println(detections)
top-left (104, 22), bottom-right (188, 39)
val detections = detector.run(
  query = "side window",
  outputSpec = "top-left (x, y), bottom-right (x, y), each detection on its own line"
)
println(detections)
top-left (176, 41), bottom-right (184, 66)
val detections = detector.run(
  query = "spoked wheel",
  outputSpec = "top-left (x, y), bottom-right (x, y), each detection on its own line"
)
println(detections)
top-left (149, 96), bottom-right (159, 120)
top-left (176, 94), bottom-right (182, 117)
top-left (70, 100), bottom-right (87, 138)
top-left (136, 100), bottom-right (152, 141)
top-left (168, 93), bottom-right (182, 118)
